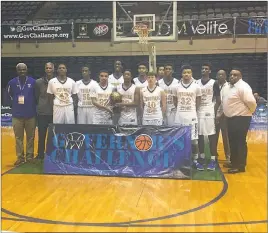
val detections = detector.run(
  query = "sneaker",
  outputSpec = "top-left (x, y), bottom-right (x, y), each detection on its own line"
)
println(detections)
top-left (14, 158), bottom-right (24, 166)
top-left (207, 160), bottom-right (217, 171)
top-left (193, 161), bottom-right (204, 171)
top-left (198, 157), bottom-right (206, 165)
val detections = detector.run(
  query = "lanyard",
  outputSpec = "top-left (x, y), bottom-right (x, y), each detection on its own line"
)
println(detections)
top-left (17, 77), bottom-right (28, 92)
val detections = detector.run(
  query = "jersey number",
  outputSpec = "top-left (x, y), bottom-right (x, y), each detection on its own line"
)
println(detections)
top-left (148, 101), bottom-right (156, 108)
top-left (180, 97), bottom-right (191, 105)
top-left (99, 98), bottom-right (107, 106)
top-left (82, 93), bottom-right (90, 101)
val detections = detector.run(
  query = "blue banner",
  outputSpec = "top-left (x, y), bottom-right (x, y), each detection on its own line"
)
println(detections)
top-left (251, 104), bottom-right (268, 125)
top-left (1, 106), bottom-right (12, 126)
top-left (44, 124), bottom-right (192, 179)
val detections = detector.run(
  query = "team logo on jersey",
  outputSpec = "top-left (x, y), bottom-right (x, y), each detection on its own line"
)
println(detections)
top-left (93, 24), bottom-right (109, 36)
top-left (27, 84), bottom-right (31, 88)
top-left (134, 134), bottom-right (153, 151)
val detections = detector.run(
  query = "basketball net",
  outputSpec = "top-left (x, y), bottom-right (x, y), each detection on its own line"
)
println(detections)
top-left (133, 23), bottom-right (156, 72)
top-left (133, 23), bottom-right (151, 44)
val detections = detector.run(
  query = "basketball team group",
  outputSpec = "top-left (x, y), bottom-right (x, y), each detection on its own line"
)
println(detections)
top-left (6, 60), bottom-right (257, 174)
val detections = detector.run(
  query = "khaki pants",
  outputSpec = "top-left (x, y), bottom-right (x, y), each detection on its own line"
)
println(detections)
top-left (12, 117), bottom-right (36, 160)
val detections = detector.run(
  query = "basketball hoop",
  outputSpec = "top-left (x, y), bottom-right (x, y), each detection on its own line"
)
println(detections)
top-left (133, 23), bottom-right (151, 44)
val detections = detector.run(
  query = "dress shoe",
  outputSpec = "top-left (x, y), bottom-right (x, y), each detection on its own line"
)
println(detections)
top-left (228, 167), bottom-right (245, 174)
top-left (14, 158), bottom-right (24, 166)
top-left (223, 163), bottom-right (232, 168)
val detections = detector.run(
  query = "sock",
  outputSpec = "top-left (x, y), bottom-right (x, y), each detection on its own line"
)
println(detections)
top-left (200, 153), bottom-right (205, 159)
top-left (193, 154), bottom-right (198, 162)
top-left (211, 156), bottom-right (216, 160)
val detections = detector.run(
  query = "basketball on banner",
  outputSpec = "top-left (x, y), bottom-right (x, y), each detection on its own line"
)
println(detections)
top-left (135, 134), bottom-right (153, 151)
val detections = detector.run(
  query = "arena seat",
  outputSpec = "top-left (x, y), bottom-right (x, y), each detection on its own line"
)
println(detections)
top-left (2, 2), bottom-right (266, 24)
top-left (1, 1), bottom-right (44, 21)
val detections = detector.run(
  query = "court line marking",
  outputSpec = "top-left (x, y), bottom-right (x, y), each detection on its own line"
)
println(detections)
top-left (2, 216), bottom-right (268, 227)
top-left (1, 168), bottom-right (228, 226)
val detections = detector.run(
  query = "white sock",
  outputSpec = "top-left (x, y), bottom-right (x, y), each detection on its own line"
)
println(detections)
top-left (211, 156), bottom-right (216, 160)
top-left (200, 153), bottom-right (205, 159)
top-left (193, 154), bottom-right (198, 162)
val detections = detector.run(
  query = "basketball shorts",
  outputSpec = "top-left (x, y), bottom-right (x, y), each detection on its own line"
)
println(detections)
top-left (142, 118), bottom-right (163, 126)
top-left (77, 107), bottom-right (94, 124)
top-left (53, 104), bottom-right (75, 124)
top-left (164, 109), bottom-right (176, 126)
top-left (174, 118), bottom-right (198, 140)
top-left (198, 118), bottom-right (216, 135)
top-left (118, 116), bottom-right (138, 126)
top-left (93, 118), bottom-right (113, 125)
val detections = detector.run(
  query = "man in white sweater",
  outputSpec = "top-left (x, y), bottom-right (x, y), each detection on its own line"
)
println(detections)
top-left (222, 68), bottom-right (257, 173)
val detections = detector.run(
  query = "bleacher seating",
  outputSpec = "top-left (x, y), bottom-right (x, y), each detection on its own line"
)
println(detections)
top-left (1, 1), bottom-right (44, 23)
top-left (1, 1), bottom-right (266, 24)
top-left (1, 53), bottom-right (267, 100)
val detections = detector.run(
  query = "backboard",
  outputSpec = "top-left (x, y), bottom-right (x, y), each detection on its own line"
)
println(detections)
top-left (112, 1), bottom-right (177, 43)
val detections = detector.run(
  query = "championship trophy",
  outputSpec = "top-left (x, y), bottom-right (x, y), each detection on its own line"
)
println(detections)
top-left (110, 87), bottom-right (122, 124)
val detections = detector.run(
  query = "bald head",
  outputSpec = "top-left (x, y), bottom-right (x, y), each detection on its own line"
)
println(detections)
top-left (216, 70), bottom-right (227, 85)
top-left (16, 63), bottom-right (27, 78)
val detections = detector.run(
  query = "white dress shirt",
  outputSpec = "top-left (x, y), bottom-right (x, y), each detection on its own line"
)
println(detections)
top-left (222, 79), bottom-right (257, 117)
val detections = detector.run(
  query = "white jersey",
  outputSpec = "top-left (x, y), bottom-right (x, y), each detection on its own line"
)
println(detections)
top-left (142, 86), bottom-right (163, 120)
top-left (76, 79), bottom-right (98, 107)
top-left (108, 74), bottom-right (124, 89)
top-left (47, 77), bottom-right (78, 106)
top-left (92, 83), bottom-right (114, 122)
top-left (158, 78), bottom-right (179, 112)
top-left (133, 77), bottom-right (148, 88)
top-left (196, 79), bottom-right (215, 118)
top-left (174, 80), bottom-right (201, 125)
top-left (117, 84), bottom-right (137, 124)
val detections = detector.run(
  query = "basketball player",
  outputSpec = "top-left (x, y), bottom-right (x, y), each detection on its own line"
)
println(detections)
top-left (47, 64), bottom-right (78, 124)
top-left (133, 62), bottom-right (148, 124)
top-left (173, 65), bottom-right (202, 170)
top-left (141, 72), bottom-right (166, 125)
top-left (116, 69), bottom-right (139, 125)
top-left (196, 63), bottom-right (221, 171)
top-left (91, 70), bottom-right (114, 125)
top-left (158, 64), bottom-right (179, 126)
top-left (76, 66), bottom-right (98, 124)
top-left (108, 60), bottom-right (124, 89)
top-left (157, 65), bottom-right (165, 81)
top-left (133, 62), bottom-right (148, 88)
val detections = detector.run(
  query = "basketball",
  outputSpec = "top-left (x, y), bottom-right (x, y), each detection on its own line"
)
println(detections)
top-left (135, 134), bottom-right (153, 151)
top-left (110, 91), bottom-right (122, 104)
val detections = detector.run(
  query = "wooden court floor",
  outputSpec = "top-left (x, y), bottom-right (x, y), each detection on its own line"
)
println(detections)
top-left (1, 127), bottom-right (267, 232)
